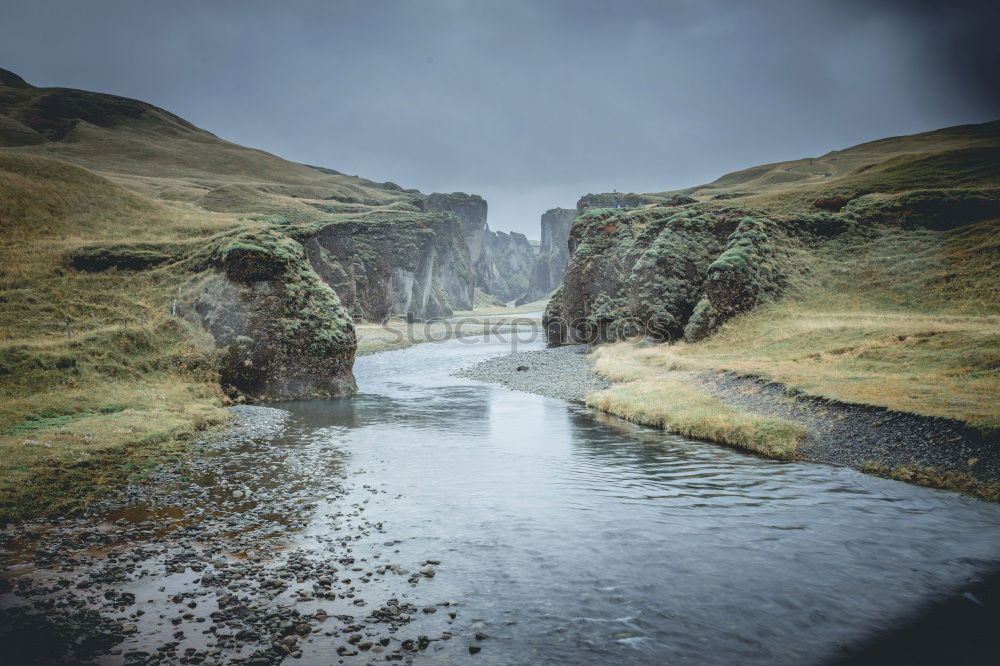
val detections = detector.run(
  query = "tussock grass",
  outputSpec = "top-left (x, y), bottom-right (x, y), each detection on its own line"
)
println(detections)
top-left (0, 380), bottom-right (230, 521)
top-left (585, 365), bottom-right (805, 459)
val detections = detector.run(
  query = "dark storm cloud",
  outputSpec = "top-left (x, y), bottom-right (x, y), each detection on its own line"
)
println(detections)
top-left (1, 0), bottom-right (996, 236)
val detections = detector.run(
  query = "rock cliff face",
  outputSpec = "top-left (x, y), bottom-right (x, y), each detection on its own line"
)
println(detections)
top-left (486, 230), bottom-right (535, 302)
top-left (544, 203), bottom-right (785, 345)
top-left (522, 207), bottom-right (576, 303)
top-left (301, 213), bottom-right (474, 321)
top-left (424, 192), bottom-right (533, 303)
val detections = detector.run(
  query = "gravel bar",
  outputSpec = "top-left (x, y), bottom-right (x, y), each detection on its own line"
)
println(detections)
top-left (453, 345), bottom-right (609, 403)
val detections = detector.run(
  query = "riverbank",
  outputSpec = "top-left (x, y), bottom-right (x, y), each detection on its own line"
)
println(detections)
top-left (0, 404), bottom-right (468, 664)
top-left (455, 344), bottom-right (1000, 500)
top-left (5, 337), bottom-right (1000, 665)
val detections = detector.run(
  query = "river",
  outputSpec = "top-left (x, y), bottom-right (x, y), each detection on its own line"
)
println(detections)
top-left (3, 334), bottom-right (1000, 665)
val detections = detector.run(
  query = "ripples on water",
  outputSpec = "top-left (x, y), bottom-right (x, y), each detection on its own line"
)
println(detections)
top-left (270, 338), bottom-right (1000, 665)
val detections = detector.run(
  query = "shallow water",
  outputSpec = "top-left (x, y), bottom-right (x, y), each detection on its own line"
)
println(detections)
top-left (272, 336), bottom-right (1000, 664)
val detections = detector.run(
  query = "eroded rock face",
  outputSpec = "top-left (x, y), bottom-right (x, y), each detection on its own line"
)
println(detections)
top-left (184, 229), bottom-right (357, 400)
top-left (544, 204), bottom-right (784, 346)
top-left (424, 192), bottom-right (533, 303)
top-left (425, 192), bottom-right (489, 263)
top-left (486, 230), bottom-right (535, 302)
top-left (302, 213), bottom-right (474, 320)
top-left (522, 207), bottom-right (576, 303)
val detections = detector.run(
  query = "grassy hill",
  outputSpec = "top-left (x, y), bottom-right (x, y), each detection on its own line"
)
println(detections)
top-left (651, 120), bottom-right (1000, 428)
top-left (665, 120), bottom-right (1000, 206)
top-left (0, 68), bottom-right (446, 521)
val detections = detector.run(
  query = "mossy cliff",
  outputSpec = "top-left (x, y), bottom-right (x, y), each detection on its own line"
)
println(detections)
top-left (544, 203), bottom-right (759, 343)
top-left (526, 194), bottom-right (700, 308)
top-left (488, 230), bottom-right (534, 302)
top-left (522, 207), bottom-right (576, 303)
top-left (301, 212), bottom-right (474, 320)
top-left (182, 229), bottom-right (357, 400)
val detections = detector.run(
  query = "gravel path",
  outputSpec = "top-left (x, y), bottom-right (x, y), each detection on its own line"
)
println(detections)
top-left (454, 345), bottom-right (609, 402)
top-left (456, 346), bottom-right (1000, 486)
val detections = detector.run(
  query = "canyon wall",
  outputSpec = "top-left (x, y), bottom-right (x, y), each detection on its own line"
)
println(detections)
top-left (302, 213), bottom-right (474, 321)
top-left (521, 207), bottom-right (576, 303)
top-left (424, 192), bottom-right (534, 303)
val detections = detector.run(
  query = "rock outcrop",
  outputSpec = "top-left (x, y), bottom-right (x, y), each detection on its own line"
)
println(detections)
top-left (521, 207), bottom-right (576, 303)
top-left (523, 195), bottom-right (699, 307)
top-left (576, 192), bottom-right (668, 213)
top-left (544, 203), bottom-right (785, 346)
top-left (487, 230), bottom-right (534, 302)
top-left (184, 229), bottom-right (357, 400)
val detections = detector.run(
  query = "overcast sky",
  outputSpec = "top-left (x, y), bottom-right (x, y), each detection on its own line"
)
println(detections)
top-left (2, 0), bottom-right (997, 236)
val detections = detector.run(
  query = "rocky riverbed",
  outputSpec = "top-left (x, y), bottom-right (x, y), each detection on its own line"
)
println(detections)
top-left (455, 346), bottom-right (1000, 488)
top-left (0, 406), bottom-right (482, 665)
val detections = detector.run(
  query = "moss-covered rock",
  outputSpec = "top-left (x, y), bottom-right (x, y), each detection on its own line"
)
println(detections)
top-left (546, 206), bottom-right (741, 344)
top-left (183, 229), bottom-right (357, 401)
top-left (682, 298), bottom-right (724, 341)
top-left (215, 230), bottom-right (305, 283)
top-left (702, 216), bottom-right (784, 324)
top-left (576, 192), bottom-right (660, 213)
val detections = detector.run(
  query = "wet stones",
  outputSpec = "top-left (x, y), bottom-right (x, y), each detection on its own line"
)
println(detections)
top-left (0, 405), bottom-right (483, 664)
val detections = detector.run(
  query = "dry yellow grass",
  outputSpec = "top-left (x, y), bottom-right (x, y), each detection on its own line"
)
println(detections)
top-left (0, 379), bottom-right (230, 520)
top-left (586, 361), bottom-right (805, 459)
top-left (660, 120), bottom-right (1000, 205)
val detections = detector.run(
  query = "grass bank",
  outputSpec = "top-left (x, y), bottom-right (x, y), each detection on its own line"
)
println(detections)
top-left (586, 350), bottom-right (805, 459)
top-left (0, 380), bottom-right (230, 522)
top-left (582, 220), bottom-right (998, 496)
